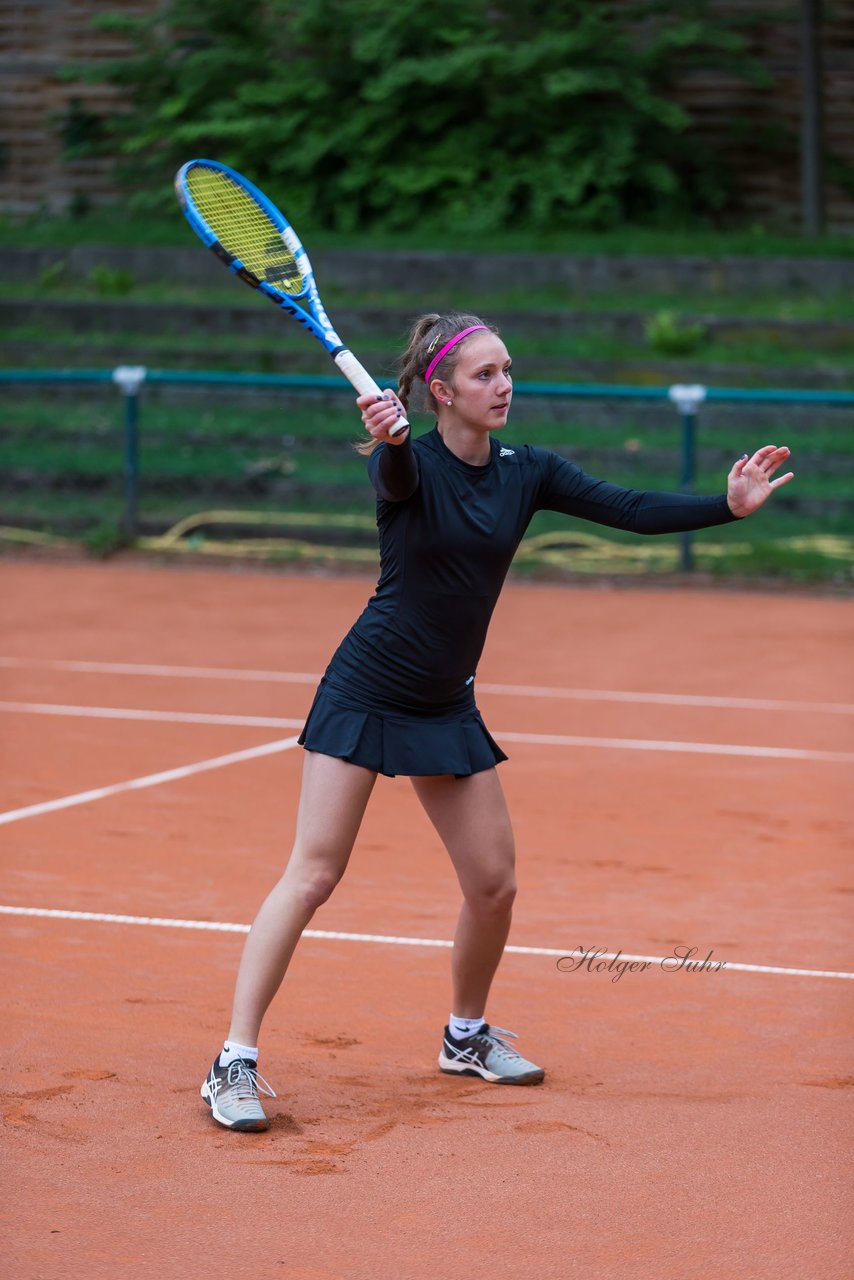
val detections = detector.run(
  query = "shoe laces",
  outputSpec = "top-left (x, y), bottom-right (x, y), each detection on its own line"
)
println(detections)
top-left (477, 1025), bottom-right (526, 1062)
top-left (226, 1059), bottom-right (277, 1100)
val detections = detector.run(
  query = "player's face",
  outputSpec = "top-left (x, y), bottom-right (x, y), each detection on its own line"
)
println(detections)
top-left (443, 332), bottom-right (513, 431)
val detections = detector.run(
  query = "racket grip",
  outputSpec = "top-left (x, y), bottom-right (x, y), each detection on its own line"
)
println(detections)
top-left (334, 349), bottom-right (409, 437)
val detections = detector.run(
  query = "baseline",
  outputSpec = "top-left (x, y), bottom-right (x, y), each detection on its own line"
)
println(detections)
top-left (2, 905), bottom-right (852, 981)
top-left (1, 656), bottom-right (850, 716)
top-left (1, 700), bottom-right (851, 764)
top-left (0, 701), bottom-right (304, 730)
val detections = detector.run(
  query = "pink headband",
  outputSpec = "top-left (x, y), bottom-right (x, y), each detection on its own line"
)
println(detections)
top-left (423, 325), bottom-right (487, 384)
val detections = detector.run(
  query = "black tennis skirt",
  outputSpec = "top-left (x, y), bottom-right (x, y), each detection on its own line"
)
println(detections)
top-left (298, 679), bottom-right (508, 778)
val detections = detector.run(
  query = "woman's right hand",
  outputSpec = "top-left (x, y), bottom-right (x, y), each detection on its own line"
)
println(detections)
top-left (357, 390), bottom-right (410, 444)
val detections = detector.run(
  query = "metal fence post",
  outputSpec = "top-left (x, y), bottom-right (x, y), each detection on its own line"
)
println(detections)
top-left (112, 366), bottom-right (147, 539)
top-left (667, 384), bottom-right (707, 572)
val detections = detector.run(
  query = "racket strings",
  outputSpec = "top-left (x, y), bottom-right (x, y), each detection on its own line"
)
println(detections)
top-left (186, 167), bottom-right (305, 296)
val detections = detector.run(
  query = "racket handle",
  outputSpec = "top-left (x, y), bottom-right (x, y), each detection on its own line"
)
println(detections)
top-left (334, 348), bottom-right (409, 437)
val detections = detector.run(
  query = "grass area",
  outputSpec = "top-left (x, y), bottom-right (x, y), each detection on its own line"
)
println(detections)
top-left (4, 247), bottom-right (853, 386)
top-left (1, 391), bottom-right (851, 582)
top-left (2, 394), bottom-right (851, 479)
top-left (3, 322), bottom-right (853, 382)
top-left (2, 214), bottom-right (851, 581)
top-left (4, 248), bottom-right (853, 385)
top-left (2, 209), bottom-right (853, 257)
top-left (5, 276), bottom-right (854, 322)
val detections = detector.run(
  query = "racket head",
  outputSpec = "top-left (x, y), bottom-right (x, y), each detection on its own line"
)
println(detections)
top-left (174, 158), bottom-right (395, 413)
top-left (175, 159), bottom-right (310, 300)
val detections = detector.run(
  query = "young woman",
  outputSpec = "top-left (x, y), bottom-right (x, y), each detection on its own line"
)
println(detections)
top-left (201, 313), bottom-right (794, 1131)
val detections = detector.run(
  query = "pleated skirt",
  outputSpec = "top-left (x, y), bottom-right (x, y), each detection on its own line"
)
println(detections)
top-left (298, 679), bottom-right (508, 778)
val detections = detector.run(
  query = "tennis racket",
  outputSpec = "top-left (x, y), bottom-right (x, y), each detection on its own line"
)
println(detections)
top-left (175, 158), bottom-right (407, 434)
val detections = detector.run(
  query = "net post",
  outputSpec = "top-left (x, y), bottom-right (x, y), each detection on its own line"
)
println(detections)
top-left (667, 384), bottom-right (707, 572)
top-left (112, 366), bottom-right (147, 540)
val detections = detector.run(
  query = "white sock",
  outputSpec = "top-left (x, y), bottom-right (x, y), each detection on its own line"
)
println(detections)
top-left (220, 1040), bottom-right (259, 1067)
top-left (448, 1014), bottom-right (487, 1041)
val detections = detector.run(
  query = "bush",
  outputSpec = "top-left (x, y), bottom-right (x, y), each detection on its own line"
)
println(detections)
top-left (646, 310), bottom-right (707, 355)
top-left (87, 264), bottom-right (136, 296)
top-left (84, 520), bottom-right (132, 558)
top-left (75, 0), bottom-right (767, 234)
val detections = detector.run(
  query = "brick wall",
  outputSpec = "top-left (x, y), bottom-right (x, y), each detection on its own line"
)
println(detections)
top-left (658, 0), bottom-right (854, 231)
top-left (0, 0), bottom-right (153, 215)
top-left (1, 0), bottom-right (852, 229)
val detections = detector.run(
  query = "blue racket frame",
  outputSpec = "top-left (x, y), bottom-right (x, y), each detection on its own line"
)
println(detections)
top-left (175, 158), bottom-right (347, 355)
top-left (174, 159), bottom-right (408, 428)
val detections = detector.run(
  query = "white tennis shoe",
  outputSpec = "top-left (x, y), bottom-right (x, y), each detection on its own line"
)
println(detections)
top-left (438, 1024), bottom-right (545, 1085)
top-left (201, 1055), bottom-right (276, 1131)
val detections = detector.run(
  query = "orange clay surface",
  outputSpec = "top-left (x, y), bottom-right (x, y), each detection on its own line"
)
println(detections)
top-left (1, 559), bottom-right (852, 1280)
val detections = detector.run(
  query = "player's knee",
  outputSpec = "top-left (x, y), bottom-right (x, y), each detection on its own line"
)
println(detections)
top-left (291, 845), bottom-right (348, 911)
top-left (466, 875), bottom-right (517, 916)
top-left (298, 867), bottom-right (342, 913)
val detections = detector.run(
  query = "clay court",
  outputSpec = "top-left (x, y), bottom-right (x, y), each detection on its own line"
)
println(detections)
top-left (1, 559), bottom-right (851, 1279)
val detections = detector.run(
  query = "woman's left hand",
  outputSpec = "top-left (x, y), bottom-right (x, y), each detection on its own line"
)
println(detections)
top-left (726, 445), bottom-right (794, 518)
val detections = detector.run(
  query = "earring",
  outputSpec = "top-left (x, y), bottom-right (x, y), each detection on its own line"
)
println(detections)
top-left (446, 399), bottom-right (453, 405)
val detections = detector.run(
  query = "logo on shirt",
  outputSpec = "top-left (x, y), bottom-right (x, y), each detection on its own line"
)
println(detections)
top-left (499, 447), bottom-right (515, 457)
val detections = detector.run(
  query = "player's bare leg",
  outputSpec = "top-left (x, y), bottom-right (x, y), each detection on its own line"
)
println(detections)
top-left (201, 752), bottom-right (376, 1130)
top-left (228, 751), bottom-right (378, 1045)
top-left (410, 770), bottom-right (543, 1084)
top-left (411, 768), bottom-right (516, 1014)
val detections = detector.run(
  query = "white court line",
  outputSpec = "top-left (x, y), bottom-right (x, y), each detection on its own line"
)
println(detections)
top-left (496, 730), bottom-right (854, 765)
top-left (0, 657), bottom-right (318, 686)
top-left (1, 701), bottom-right (850, 765)
top-left (1, 905), bottom-right (852, 981)
top-left (479, 682), bottom-right (854, 716)
top-left (1, 656), bottom-right (851, 716)
top-left (0, 736), bottom-right (301, 826)
top-left (0, 701), bottom-right (304, 730)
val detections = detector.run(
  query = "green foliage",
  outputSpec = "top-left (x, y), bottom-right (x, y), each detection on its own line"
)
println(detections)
top-left (36, 259), bottom-right (136, 296)
top-left (84, 520), bottom-right (132, 558)
top-left (645, 309), bottom-right (707, 355)
top-left (74, 0), bottom-right (766, 233)
top-left (827, 153), bottom-right (854, 198)
top-left (86, 264), bottom-right (136, 295)
top-left (59, 97), bottom-right (106, 159)
top-left (38, 259), bottom-right (69, 290)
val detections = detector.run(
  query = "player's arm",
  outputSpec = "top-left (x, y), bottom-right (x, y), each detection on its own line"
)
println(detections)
top-left (536, 446), bottom-right (792, 535)
top-left (360, 390), bottom-right (419, 502)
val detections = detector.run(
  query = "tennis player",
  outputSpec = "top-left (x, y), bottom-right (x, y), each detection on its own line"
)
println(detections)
top-left (201, 314), bottom-right (794, 1131)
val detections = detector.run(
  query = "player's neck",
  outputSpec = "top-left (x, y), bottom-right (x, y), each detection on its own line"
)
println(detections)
top-left (436, 421), bottom-right (491, 466)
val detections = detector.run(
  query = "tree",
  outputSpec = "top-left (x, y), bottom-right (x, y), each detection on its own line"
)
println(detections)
top-left (77, 0), bottom-right (766, 233)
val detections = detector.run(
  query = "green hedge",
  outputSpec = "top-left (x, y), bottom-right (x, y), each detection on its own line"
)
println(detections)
top-left (73, 0), bottom-right (767, 233)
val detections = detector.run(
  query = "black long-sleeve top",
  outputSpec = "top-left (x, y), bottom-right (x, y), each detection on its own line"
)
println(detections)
top-left (321, 427), bottom-right (738, 716)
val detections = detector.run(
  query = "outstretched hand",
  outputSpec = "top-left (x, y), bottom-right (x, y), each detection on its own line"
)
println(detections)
top-left (726, 445), bottom-right (794, 518)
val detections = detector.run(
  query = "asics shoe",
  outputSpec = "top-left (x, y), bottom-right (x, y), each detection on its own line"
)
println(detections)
top-left (200, 1055), bottom-right (276, 1131)
top-left (438, 1023), bottom-right (544, 1085)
